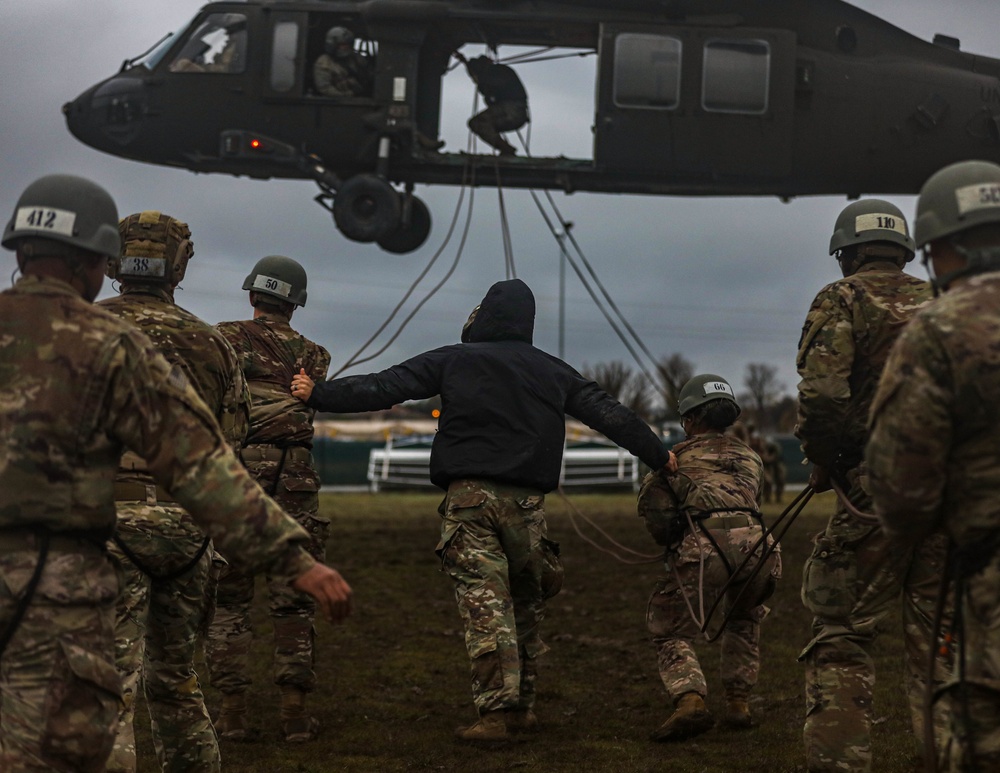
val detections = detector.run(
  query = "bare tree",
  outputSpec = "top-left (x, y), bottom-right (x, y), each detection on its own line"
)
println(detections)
top-left (582, 361), bottom-right (655, 421)
top-left (655, 353), bottom-right (695, 420)
top-left (741, 362), bottom-right (785, 430)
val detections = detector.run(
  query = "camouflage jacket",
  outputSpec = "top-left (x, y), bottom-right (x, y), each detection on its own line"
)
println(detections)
top-left (638, 432), bottom-right (762, 544)
top-left (868, 272), bottom-right (1000, 552)
top-left (796, 261), bottom-right (931, 471)
top-left (0, 275), bottom-right (313, 577)
top-left (99, 286), bottom-right (250, 484)
top-left (313, 53), bottom-right (370, 97)
top-left (216, 313), bottom-right (330, 448)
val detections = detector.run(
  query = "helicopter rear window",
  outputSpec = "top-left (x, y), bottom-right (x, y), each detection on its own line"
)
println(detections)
top-left (613, 34), bottom-right (681, 110)
top-left (701, 39), bottom-right (770, 114)
top-left (169, 13), bottom-right (248, 74)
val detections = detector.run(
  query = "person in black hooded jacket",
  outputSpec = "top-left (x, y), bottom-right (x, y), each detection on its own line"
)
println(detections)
top-left (291, 278), bottom-right (674, 741)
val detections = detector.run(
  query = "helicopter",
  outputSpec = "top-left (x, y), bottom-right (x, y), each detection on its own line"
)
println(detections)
top-left (64, 0), bottom-right (1000, 253)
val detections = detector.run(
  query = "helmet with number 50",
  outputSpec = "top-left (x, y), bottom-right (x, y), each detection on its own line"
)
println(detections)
top-left (242, 255), bottom-right (309, 307)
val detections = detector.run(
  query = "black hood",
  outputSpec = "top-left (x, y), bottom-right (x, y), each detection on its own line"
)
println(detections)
top-left (461, 278), bottom-right (535, 344)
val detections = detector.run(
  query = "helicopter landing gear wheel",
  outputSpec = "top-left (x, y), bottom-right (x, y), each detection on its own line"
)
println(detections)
top-left (377, 195), bottom-right (431, 254)
top-left (333, 174), bottom-right (401, 242)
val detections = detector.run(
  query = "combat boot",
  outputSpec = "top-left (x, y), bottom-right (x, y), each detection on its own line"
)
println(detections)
top-left (650, 692), bottom-right (715, 743)
top-left (723, 697), bottom-right (752, 729)
top-left (280, 686), bottom-right (319, 743)
top-left (454, 710), bottom-right (511, 742)
top-left (505, 709), bottom-right (539, 733)
top-left (216, 693), bottom-right (249, 742)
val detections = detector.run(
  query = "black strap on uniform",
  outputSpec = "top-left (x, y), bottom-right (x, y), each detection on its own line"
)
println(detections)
top-left (113, 533), bottom-right (211, 583)
top-left (0, 530), bottom-right (50, 658)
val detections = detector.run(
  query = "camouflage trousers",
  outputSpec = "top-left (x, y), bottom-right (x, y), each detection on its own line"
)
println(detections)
top-left (436, 479), bottom-right (562, 715)
top-left (0, 535), bottom-right (121, 773)
top-left (647, 523), bottom-right (781, 703)
top-left (800, 498), bottom-right (951, 773)
top-left (105, 503), bottom-right (219, 773)
top-left (207, 460), bottom-right (328, 696)
top-left (938, 550), bottom-right (1000, 772)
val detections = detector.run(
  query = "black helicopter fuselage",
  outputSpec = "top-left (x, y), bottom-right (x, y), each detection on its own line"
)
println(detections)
top-left (64, 0), bottom-right (1000, 249)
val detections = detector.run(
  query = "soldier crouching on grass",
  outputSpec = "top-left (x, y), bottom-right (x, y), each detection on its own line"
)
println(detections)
top-left (290, 278), bottom-right (676, 742)
top-left (637, 375), bottom-right (780, 742)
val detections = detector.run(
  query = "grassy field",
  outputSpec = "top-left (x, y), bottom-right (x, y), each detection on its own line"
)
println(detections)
top-left (134, 490), bottom-right (924, 772)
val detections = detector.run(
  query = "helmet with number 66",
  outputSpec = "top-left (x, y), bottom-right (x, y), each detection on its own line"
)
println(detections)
top-left (242, 255), bottom-right (308, 307)
top-left (2, 174), bottom-right (120, 259)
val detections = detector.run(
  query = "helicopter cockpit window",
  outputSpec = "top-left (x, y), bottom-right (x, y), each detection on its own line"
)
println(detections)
top-left (613, 34), bottom-right (681, 110)
top-left (270, 21), bottom-right (299, 92)
top-left (701, 39), bottom-right (770, 114)
top-left (169, 13), bottom-right (247, 74)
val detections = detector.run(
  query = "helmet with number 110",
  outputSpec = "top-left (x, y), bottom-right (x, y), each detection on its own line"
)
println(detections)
top-left (677, 374), bottom-right (741, 419)
top-left (242, 255), bottom-right (308, 307)
top-left (828, 199), bottom-right (915, 259)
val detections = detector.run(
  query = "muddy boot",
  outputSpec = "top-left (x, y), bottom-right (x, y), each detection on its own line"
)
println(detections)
top-left (505, 709), bottom-right (539, 733)
top-left (724, 697), bottom-right (753, 729)
top-left (216, 693), bottom-right (249, 742)
top-left (280, 687), bottom-right (319, 743)
top-left (454, 710), bottom-right (511, 742)
top-left (650, 692), bottom-right (715, 742)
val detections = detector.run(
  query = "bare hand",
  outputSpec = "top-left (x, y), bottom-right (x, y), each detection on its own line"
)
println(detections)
top-left (291, 368), bottom-right (315, 403)
top-left (292, 563), bottom-right (353, 623)
top-left (809, 464), bottom-right (831, 493)
top-left (663, 451), bottom-right (678, 475)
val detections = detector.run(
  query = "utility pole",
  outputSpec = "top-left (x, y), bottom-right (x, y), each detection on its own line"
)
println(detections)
top-left (555, 221), bottom-right (573, 359)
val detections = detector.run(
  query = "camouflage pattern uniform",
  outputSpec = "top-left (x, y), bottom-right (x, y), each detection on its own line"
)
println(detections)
top-left (0, 275), bottom-right (316, 773)
top-left (868, 271), bottom-right (1000, 772)
top-left (796, 261), bottom-right (950, 771)
top-left (313, 52), bottom-right (371, 96)
top-left (639, 433), bottom-right (780, 705)
top-left (437, 480), bottom-right (561, 714)
top-left (207, 313), bottom-right (331, 701)
top-left (98, 285), bottom-right (250, 773)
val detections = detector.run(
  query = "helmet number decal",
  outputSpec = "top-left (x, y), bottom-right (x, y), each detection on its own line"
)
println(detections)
top-left (702, 381), bottom-right (734, 398)
top-left (956, 183), bottom-right (1000, 216)
top-left (252, 273), bottom-right (292, 297)
top-left (855, 213), bottom-right (907, 236)
top-left (14, 206), bottom-right (76, 238)
top-left (120, 256), bottom-right (166, 277)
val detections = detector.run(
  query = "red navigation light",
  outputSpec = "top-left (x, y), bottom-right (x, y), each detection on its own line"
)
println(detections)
top-left (250, 138), bottom-right (261, 149)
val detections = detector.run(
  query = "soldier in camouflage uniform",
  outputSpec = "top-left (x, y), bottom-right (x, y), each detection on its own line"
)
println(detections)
top-left (796, 199), bottom-right (950, 772)
top-left (207, 255), bottom-right (332, 743)
top-left (313, 26), bottom-right (373, 97)
top-left (0, 174), bottom-right (352, 773)
top-left (98, 211), bottom-right (251, 773)
top-left (638, 375), bottom-right (780, 742)
top-left (868, 160), bottom-right (1000, 772)
top-left (291, 278), bottom-right (675, 742)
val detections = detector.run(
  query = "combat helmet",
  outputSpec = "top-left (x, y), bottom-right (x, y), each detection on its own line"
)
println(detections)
top-left (110, 210), bottom-right (193, 285)
top-left (325, 26), bottom-right (354, 57)
top-left (242, 255), bottom-right (308, 306)
top-left (829, 199), bottom-right (915, 259)
top-left (914, 160), bottom-right (1000, 287)
top-left (2, 174), bottom-right (120, 259)
top-left (677, 374), bottom-right (740, 419)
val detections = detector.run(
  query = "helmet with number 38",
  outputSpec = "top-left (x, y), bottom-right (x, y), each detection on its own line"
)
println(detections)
top-left (110, 210), bottom-right (193, 286)
top-left (242, 255), bottom-right (309, 307)
top-left (2, 174), bottom-right (120, 259)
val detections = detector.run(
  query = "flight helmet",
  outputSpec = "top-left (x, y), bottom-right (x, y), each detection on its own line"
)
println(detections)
top-left (677, 374), bottom-right (740, 419)
top-left (2, 174), bottom-right (120, 259)
top-left (110, 210), bottom-right (193, 285)
top-left (829, 199), bottom-right (914, 259)
top-left (242, 255), bottom-right (308, 306)
top-left (325, 27), bottom-right (354, 57)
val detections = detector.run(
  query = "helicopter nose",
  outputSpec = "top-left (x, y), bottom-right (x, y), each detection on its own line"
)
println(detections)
top-left (64, 76), bottom-right (147, 149)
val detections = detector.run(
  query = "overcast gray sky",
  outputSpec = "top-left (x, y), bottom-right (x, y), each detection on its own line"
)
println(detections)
top-left (3, 0), bottom-right (999, 411)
